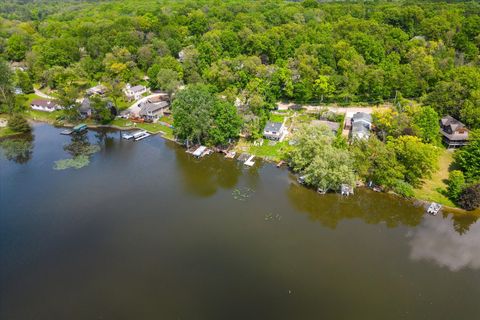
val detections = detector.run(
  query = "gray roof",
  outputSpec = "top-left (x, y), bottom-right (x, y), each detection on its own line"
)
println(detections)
top-left (79, 98), bottom-right (91, 112)
top-left (139, 101), bottom-right (169, 116)
top-left (264, 121), bottom-right (283, 132)
top-left (352, 112), bottom-right (372, 123)
top-left (129, 85), bottom-right (146, 93)
top-left (352, 121), bottom-right (370, 134)
top-left (441, 115), bottom-right (465, 131)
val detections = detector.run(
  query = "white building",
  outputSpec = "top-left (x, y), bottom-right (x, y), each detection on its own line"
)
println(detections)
top-left (263, 121), bottom-right (286, 141)
top-left (30, 99), bottom-right (62, 112)
top-left (124, 84), bottom-right (149, 100)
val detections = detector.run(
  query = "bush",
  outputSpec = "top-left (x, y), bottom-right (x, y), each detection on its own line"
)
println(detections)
top-left (458, 184), bottom-right (480, 211)
top-left (392, 180), bottom-right (414, 198)
top-left (446, 170), bottom-right (465, 202)
top-left (8, 114), bottom-right (30, 133)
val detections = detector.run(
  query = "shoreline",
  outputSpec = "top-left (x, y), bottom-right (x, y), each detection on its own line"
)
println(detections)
top-left (9, 117), bottom-right (480, 217)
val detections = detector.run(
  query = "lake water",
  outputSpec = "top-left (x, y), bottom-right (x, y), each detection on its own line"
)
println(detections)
top-left (1, 124), bottom-right (479, 319)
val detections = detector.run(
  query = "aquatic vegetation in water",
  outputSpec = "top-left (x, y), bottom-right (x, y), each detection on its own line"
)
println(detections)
top-left (232, 187), bottom-right (255, 201)
top-left (54, 155), bottom-right (90, 170)
top-left (54, 144), bottom-right (100, 170)
top-left (264, 212), bottom-right (282, 222)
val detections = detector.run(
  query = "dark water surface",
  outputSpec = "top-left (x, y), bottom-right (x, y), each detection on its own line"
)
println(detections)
top-left (1, 124), bottom-right (479, 319)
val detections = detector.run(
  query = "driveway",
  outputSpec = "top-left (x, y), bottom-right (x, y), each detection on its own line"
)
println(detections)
top-left (34, 88), bottom-right (55, 100)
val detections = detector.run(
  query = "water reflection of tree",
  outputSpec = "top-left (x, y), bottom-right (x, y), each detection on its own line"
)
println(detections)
top-left (452, 214), bottom-right (479, 235)
top-left (54, 131), bottom-right (100, 170)
top-left (287, 183), bottom-right (423, 229)
top-left (174, 146), bottom-right (242, 197)
top-left (0, 133), bottom-right (34, 164)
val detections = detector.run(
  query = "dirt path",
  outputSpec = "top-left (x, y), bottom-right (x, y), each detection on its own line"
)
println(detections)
top-left (277, 102), bottom-right (391, 114)
top-left (34, 88), bottom-right (55, 100)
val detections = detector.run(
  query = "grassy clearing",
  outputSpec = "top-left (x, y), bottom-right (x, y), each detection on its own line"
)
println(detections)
top-left (25, 109), bottom-right (63, 123)
top-left (269, 113), bottom-right (286, 123)
top-left (110, 118), bottom-right (174, 138)
top-left (414, 149), bottom-right (456, 207)
top-left (235, 139), bottom-right (289, 162)
top-left (0, 126), bottom-right (21, 138)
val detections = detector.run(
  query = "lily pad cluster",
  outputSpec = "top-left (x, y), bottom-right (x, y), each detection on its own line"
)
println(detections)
top-left (232, 187), bottom-right (255, 201)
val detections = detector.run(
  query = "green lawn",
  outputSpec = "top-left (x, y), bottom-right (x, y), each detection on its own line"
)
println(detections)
top-left (269, 113), bottom-right (286, 123)
top-left (235, 139), bottom-right (289, 162)
top-left (110, 118), bottom-right (174, 138)
top-left (414, 149), bottom-right (456, 207)
top-left (25, 109), bottom-right (63, 123)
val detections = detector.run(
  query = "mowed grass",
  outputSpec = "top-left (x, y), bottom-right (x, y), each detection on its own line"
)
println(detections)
top-left (414, 149), bottom-right (456, 207)
top-left (235, 139), bottom-right (289, 162)
top-left (110, 118), bottom-right (174, 138)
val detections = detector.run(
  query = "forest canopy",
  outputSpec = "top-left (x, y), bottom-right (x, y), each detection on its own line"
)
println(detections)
top-left (1, 0), bottom-right (479, 128)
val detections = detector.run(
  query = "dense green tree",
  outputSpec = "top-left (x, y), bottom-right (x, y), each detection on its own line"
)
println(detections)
top-left (156, 68), bottom-right (182, 98)
top-left (458, 184), bottom-right (480, 211)
top-left (387, 135), bottom-right (439, 187)
top-left (454, 129), bottom-right (480, 182)
top-left (0, 59), bottom-right (14, 113)
top-left (289, 125), bottom-right (356, 192)
top-left (15, 70), bottom-right (34, 94)
top-left (207, 100), bottom-right (242, 146)
top-left (7, 114), bottom-right (31, 133)
top-left (411, 106), bottom-right (440, 144)
top-left (5, 33), bottom-right (31, 61)
top-left (447, 170), bottom-right (465, 202)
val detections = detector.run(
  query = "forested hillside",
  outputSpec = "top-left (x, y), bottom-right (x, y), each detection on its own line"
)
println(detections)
top-left (1, 0), bottom-right (479, 128)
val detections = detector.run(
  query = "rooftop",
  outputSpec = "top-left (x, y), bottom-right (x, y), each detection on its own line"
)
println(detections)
top-left (264, 121), bottom-right (283, 132)
top-left (31, 99), bottom-right (56, 108)
top-left (139, 101), bottom-right (169, 116)
top-left (352, 112), bottom-right (372, 123)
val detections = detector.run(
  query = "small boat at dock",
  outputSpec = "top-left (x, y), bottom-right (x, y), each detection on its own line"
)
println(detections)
top-left (60, 129), bottom-right (73, 135)
top-left (225, 151), bottom-right (236, 159)
top-left (276, 160), bottom-right (285, 168)
top-left (72, 124), bottom-right (87, 133)
top-left (426, 202), bottom-right (441, 215)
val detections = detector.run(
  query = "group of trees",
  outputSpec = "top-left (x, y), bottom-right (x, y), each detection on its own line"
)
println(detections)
top-left (1, 0), bottom-right (479, 136)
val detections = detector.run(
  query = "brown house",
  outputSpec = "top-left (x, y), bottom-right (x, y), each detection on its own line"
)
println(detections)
top-left (440, 116), bottom-right (469, 148)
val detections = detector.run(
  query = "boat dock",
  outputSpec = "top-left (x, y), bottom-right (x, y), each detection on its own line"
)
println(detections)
top-left (122, 130), bottom-right (151, 141)
top-left (244, 155), bottom-right (255, 167)
top-left (225, 151), bottom-right (236, 159)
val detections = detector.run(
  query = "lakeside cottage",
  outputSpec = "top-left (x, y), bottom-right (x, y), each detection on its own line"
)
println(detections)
top-left (350, 112), bottom-right (372, 140)
top-left (30, 99), bottom-right (62, 112)
top-left (440, 115), bottom-right (469, 148)
top-left (263, 121), bottom-right (286, 141)
top-left (139, 101), bottom-right (169, 122)
top-left (124, 84), bottom-right (149, 100)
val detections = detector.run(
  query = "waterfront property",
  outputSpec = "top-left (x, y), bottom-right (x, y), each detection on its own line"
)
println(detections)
top-left (263, 121), bottom-right (286, 141)
top-left (350, 112), bottom-right (372, 140)
top-left (30, 99), bottom-right (62, 112)
top-left (123, 84), bottom-right (149, 100)
top-left (139, 96), bottom-right (170, 122)
top-left (440, 115), bottom-right (469, 148)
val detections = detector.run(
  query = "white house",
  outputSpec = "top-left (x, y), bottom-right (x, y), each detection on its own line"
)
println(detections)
top-left (124, 84), bottom-right (149, 100)
top-left (30, 99), bottom-right (62, 112)
top-left (263, 121), bottom-right (286, 141)
top-left (139, 101), bottom-right (169, 122)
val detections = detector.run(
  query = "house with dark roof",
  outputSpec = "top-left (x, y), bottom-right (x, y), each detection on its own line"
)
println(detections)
top-left (350, 112), bottom-right (372, 140)
top-left (263, 121), bottom-right (285, 141)
top-left (139, 101), bottom-right (169, 121)
top-left (79, 98), bottom-right (92, 118)
top-left (30, 99), bottom-right (62, 112)
top-left (440, 115), bottom-right (469, 148)
top-left (124, 84), bottom-right (149, 100)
